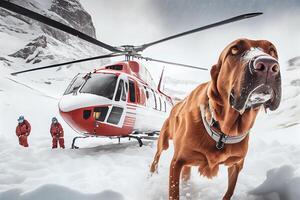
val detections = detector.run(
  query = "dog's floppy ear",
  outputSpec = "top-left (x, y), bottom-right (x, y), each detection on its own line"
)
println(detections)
top-left (207, 63), bottom-right (223, 106)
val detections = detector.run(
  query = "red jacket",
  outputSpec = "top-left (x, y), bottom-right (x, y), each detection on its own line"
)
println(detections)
top-left (16, 120), bottom-right (31, 137)
top-left (50, 122), bottom-right (64, 138)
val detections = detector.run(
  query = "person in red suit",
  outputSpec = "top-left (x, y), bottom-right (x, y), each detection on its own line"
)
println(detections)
top-left (50, 117), bottom-right (65, 149)
top-left (16, 116), bottom-right (31, 147)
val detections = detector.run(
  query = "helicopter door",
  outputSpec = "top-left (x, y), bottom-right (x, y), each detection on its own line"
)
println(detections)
top-left (107, 78), bottom-right (127, 126)
top-left (115, 79), bottom-right (125, 102)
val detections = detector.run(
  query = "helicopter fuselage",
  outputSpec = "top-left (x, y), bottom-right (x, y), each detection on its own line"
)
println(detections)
top-left (59, 61), bottom-right (173, 137)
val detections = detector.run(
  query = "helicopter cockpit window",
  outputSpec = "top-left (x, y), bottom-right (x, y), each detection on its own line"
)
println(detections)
top-left (80, 74), bottom-right (117, 100)
top-left (64, 75), bottom-right (85, 95)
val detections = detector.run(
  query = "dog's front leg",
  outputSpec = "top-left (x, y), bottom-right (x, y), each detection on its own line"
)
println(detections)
top-left (169, 158), bottom-right (184, 200)
top-left (222, 160), bottom-right (244, 200)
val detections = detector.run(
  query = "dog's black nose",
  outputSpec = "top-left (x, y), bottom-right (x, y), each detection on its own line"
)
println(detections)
top-left (253, 56), bottom-right (280, 78)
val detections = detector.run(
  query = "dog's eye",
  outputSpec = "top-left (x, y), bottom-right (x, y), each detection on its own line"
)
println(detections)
top-left (231, 46), bottom-right (239, 55)
top-left (269, 48), bottom-right (277, 57)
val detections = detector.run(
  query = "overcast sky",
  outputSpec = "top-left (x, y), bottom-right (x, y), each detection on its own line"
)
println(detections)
top-left (80, 0), bottom-right (300, 83)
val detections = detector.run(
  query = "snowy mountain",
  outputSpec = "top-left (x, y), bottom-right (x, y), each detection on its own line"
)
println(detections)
top-left (0, 0), bottom-right (108, 78)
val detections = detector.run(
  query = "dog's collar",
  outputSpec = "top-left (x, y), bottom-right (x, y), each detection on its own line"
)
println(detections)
top-left (200, 104), bottom-right (249, 150)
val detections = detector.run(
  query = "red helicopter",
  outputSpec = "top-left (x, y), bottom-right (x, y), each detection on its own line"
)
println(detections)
top-left (0, 1), bottom-right (262, 148)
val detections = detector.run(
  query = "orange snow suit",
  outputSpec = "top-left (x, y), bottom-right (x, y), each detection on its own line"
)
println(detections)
top-left (50, 122), bottom-right (65, 148)
top-left (16, 120), bottom-right (31, 147)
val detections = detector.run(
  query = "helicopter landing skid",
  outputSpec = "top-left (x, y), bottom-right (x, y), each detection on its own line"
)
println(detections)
top-left (123, 131), bottom-right (160, 147)
top-left (124, 135), bottom-right (144, 147)
top-left (71, 136), bottom-right (88, 149)
top-left (70, 131), bottom-right (159, 149)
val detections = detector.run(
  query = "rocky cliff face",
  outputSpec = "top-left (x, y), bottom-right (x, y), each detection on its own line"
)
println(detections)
top-left (0, 0), bottom-right (107, 70)
top-left (50, 0), bottom-right (96, 39)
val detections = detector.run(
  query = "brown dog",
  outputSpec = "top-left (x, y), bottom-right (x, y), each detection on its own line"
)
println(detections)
top-left (150, 38), bottom-right (282, 200)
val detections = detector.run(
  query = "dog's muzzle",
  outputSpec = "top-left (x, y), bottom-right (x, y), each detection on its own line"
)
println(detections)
top-left (230, 50), bottom-right (282, 114)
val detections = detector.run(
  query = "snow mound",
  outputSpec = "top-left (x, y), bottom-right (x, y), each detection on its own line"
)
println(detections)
top-left (0, 184), bottom-right (124, 200)
top-left (249, 165), bottom-right (300, 200)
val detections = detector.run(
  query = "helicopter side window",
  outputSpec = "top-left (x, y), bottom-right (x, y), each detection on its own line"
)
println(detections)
top-left (145, 88), bottom-right (153, 108)
top-left (80, 74), bottom-right (117, 100)
top-left (121, 81), bottom-right (126, 101)
top-left (125, 82), bottom-right (128, 92)
top-left (129, 80), bottom-right (136, 103)
top-left (144, 86), bottom-right (149, 99)
top-left (151, 89), bottom-right (157, 110)
top-left (64, 75), bottom-right (85, 95)
top-left (158, 96), bottom-right (162, 111)
top-left (138, 86), bottom-right (146, 105)
top-left (122, 81), bottom-right (128, 101)
top-left (115, 80), bottom-right (124, 101)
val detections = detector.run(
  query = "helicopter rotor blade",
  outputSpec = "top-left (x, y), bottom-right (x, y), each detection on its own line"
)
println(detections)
top-left (138, 12), bottom-right (262, 51)
top-left (134, 55), bottom-right (208, 71)
top-left (11, 53), bottom-right (124, 75)
top-left (0, 1), bottom-right (121, 53)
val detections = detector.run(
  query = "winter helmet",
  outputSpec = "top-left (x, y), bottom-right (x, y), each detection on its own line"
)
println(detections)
top-left (18, 116), bottom-right (24, 123)
top-left (52, 117), bottom-right (58, 123)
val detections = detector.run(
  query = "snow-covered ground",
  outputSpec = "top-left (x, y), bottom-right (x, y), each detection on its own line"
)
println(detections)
top-left (0, 58), bottom-right (300, 200)
top-left (1, 1), bottom-right (300, 200)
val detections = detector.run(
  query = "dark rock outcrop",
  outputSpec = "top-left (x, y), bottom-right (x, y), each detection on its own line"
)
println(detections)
top-left (50, 0), bottom-right (96, 38)
top-left (0, 57), bottom-right (12, 66)
top-left (291, 79), bottom-right (300, 87)
top-left (9, 35), bottom-right (47, 59)
top-left (287, 56), bottom-right (300, 71)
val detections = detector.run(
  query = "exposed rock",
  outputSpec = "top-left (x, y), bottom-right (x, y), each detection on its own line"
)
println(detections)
top-left (291, 79), bottom-right (300, 87)
top-left (0, 57), bottom-right (12, 66)
top-left (33, 58), bottom-right (42, 64)
top-left (50, 0), bottom-right (96, 38)
top-left (287, 56), bottom-right (300, 71)
top-left (26, 51), bottom-right (42, 63)
top-left (0, 8), bottom-right (31, 25)
top-left (9, 35), bottom-right (47, 59)
top-left (44, 81), bottom-right (52, 85)
top-left (26, 51), bottom-right (55, 64)
top-left (41, 25), bottom-right (69, 42)
top-left (0, 57), bottom-right (11, 62)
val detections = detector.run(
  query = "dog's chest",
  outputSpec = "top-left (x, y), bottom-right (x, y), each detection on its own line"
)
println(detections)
top-left (208, 150), bottom-right (243, 166)
top-left (193, 148), bottom-right (244, 178)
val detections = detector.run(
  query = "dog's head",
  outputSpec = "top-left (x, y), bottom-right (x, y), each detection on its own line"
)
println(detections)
top-left (208, 38), bottom-right (281, 114)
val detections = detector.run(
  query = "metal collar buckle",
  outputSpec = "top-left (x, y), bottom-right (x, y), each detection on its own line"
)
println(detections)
top-left (200, 104), bottom-right (249, 150)
top-left (216, 133), bottom-right (226, 150)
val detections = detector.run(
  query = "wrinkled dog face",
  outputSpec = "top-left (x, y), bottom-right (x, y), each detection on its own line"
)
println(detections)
top-left (217, 39), bottom-right (281, 114)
